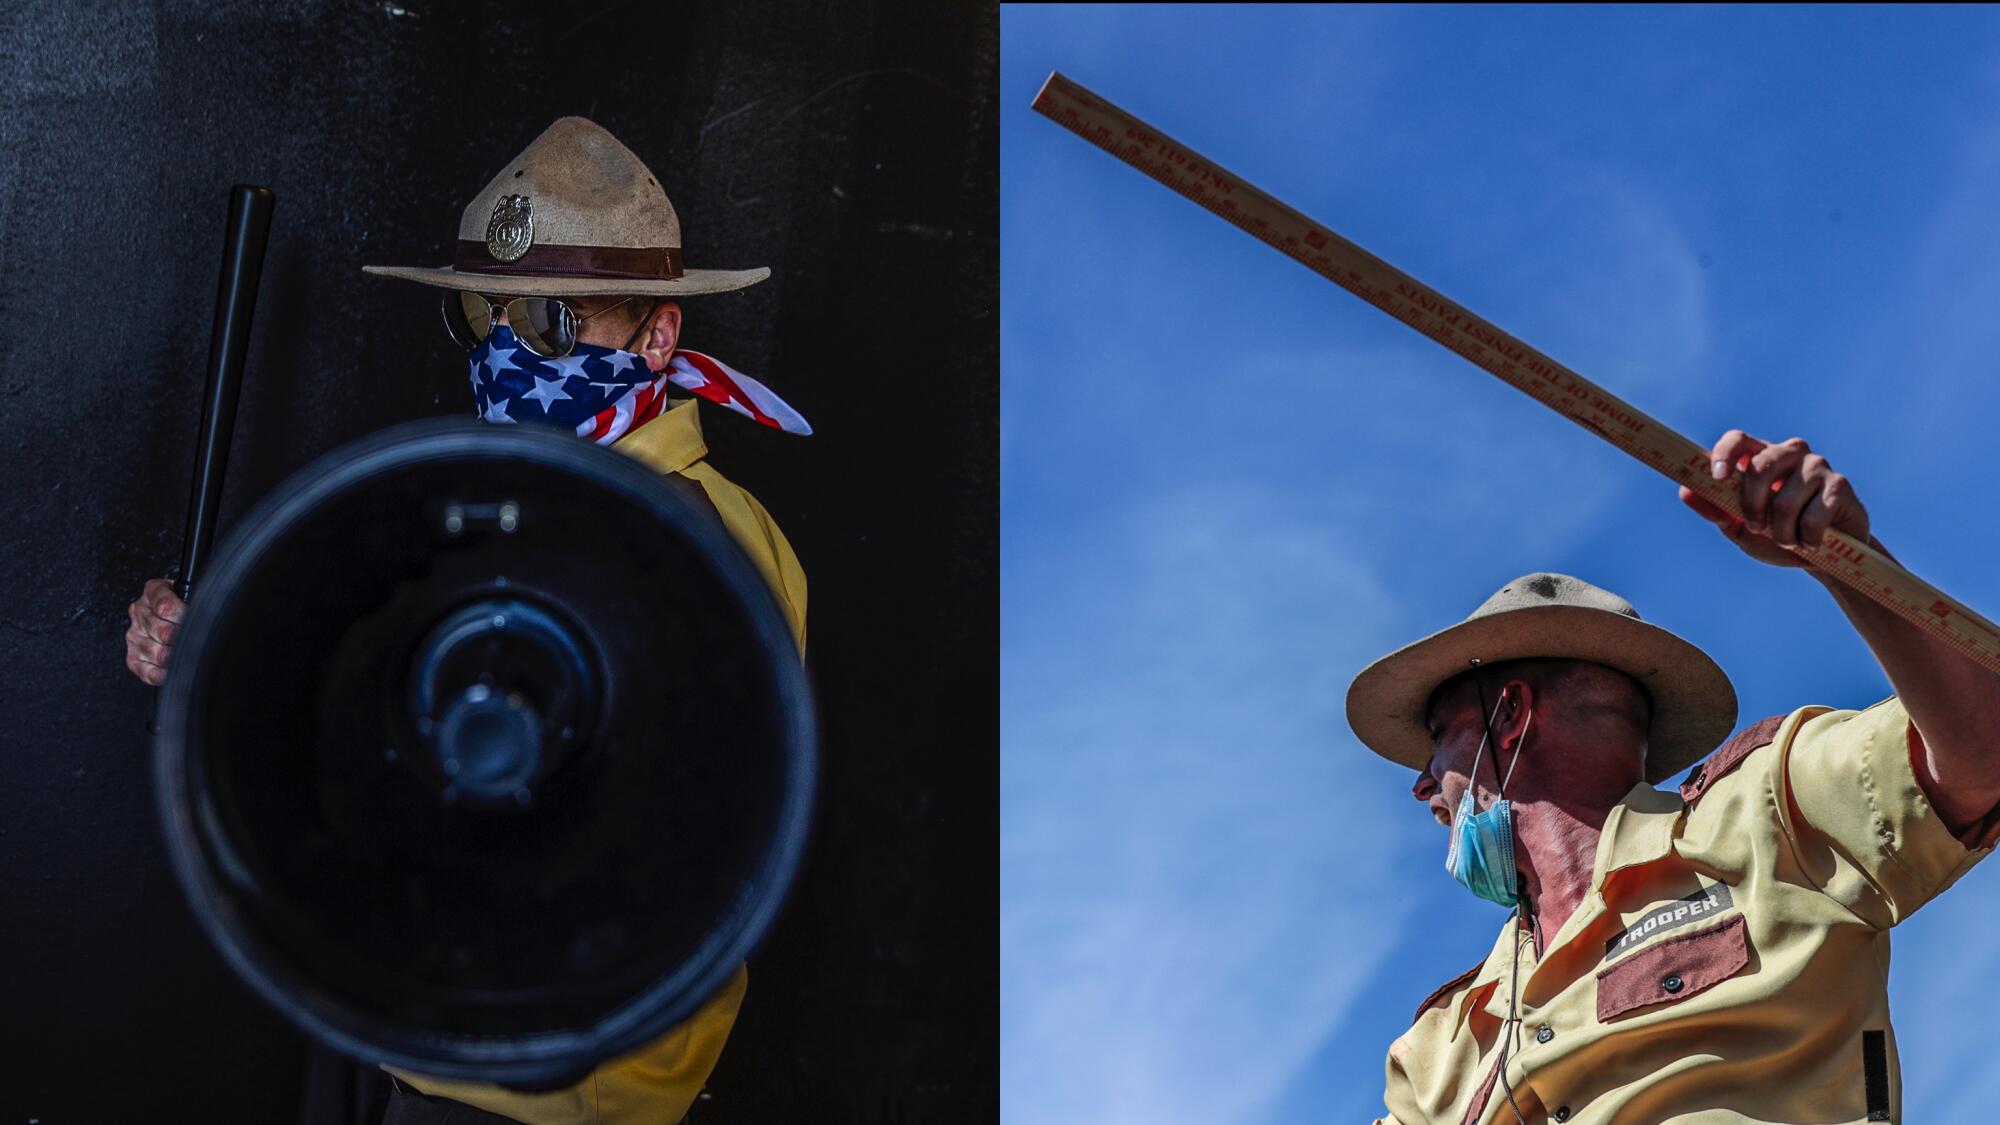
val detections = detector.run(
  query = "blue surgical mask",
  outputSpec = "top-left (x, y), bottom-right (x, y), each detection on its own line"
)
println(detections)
top-left (1443, 696), bottom-right (1531, 907)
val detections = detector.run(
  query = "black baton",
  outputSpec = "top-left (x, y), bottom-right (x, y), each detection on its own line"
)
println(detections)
top-left (148, 185), bottom-right (273, 733)
top-left (178, 184), bottom-right (275, 602)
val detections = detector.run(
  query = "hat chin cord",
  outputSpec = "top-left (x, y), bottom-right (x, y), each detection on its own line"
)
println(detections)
top-left (1497, 891), bottom-right (1531, 1125)
top-left (1469, 660), bottom-right (1532, 1124)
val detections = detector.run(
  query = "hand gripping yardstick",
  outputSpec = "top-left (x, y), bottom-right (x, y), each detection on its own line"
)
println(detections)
top-left (1032, 70), bottom-right (2000, 678)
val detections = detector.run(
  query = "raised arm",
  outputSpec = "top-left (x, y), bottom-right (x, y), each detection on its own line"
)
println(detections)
top-left (1677, 430), bottom-right (2000, 835)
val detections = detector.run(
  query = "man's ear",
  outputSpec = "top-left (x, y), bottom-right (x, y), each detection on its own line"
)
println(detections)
top-left (637, 300), bottom-right (682, 372)
top-left (1499, 680), bottom-right (1535, 752)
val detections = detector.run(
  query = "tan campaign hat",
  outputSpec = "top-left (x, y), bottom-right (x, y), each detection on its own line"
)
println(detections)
top-left (1345, 572), bottom-right (1736, 784)
top-left (363, 116), bottom-right (769, 298)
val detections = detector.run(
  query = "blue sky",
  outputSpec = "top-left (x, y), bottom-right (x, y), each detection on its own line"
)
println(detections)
top-left (1001, 5), bottom-right (2000, 1121)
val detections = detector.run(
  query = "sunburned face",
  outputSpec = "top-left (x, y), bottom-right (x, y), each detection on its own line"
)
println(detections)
top-left (1412, 677), bottom-right (1520, 832)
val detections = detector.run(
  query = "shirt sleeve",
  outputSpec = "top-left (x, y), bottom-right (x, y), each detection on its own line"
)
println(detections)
top-left (1778, 695), bottom-right (1996, 928)
top-left (1378, 1037), bottom-right (1422, 1125)
top-left (679, 461), bottom-right (808, 656)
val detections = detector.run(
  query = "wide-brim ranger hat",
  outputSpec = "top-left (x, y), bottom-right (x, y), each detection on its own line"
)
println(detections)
top-left (363, 116), bottom-right (769, 298)
top-left (1345, 573), bottom-right (1737, 784)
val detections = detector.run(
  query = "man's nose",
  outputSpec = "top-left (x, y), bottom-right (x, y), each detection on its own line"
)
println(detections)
top-left (1412, 773), bottom-right (1439, 800)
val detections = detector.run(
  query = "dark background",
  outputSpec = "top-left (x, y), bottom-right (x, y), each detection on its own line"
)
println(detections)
top-left (0, 0), bottom-right (994, 1120)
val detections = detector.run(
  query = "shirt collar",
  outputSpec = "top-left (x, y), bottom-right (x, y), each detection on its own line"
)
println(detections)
top-left (613, 395), bottom-right (706, 475)
top-left (1593, 781), bottom-right (1685, 888)
top-left (1452, 915), bottom-right (1529, 1039)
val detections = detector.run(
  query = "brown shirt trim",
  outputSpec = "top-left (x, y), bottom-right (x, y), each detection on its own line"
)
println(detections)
top-left (1680, 713), bottom-right (1789, 803)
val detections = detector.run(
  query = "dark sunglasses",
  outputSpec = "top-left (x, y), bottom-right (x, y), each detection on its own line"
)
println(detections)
top-left (442, 291), bottom-right (642, 359)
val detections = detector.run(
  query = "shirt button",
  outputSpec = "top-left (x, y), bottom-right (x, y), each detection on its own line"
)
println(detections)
top-left (1535, 1024), bottom-right (1554, 1044)
top-left (1554, 1108), bottom-right (1572, 1122)
top-left (1662, 974), bottom-right (1684, 994)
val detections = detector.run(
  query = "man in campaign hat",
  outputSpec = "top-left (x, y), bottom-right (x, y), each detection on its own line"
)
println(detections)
top-left (125, 117), bottom-right (810, 1123)
top-left (1354, 431), bottom-right (2000, 1123)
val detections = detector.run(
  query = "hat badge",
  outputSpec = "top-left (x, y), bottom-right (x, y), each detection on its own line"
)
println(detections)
top-left (485, 193), bottom-right (534, 263)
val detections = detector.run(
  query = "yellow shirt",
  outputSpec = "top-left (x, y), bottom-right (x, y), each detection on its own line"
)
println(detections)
top-left (1380, 695), bottom-right (1999, 1124)
top-left (388, 397), bottom-right (807, 1122)
top-left (619, 396), bottom-right (808, 656)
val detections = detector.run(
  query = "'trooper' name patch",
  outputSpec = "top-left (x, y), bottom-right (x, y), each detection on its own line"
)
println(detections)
top-left (1604, 882), bottom-right (1735, 959)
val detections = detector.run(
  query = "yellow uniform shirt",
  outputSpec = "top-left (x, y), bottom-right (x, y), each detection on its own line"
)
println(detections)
top-left (388, 397), bottom-right (807, 1123)
top-left (1380, 695), bottom-right (2000, 1124)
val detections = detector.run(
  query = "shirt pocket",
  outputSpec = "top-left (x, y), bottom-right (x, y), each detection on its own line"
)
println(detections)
top-left (1595, 912), bottom-right (1749, 1022)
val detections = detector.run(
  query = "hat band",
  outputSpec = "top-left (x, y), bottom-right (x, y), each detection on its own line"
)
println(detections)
top-left (454, 241), bottom-right (684, 280)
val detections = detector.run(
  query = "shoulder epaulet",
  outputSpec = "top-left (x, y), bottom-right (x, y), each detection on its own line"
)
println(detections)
top-left (1411, 961), bottom-right (1484, 1025)
top-left (1679, 713), bottom-right (1790, 803)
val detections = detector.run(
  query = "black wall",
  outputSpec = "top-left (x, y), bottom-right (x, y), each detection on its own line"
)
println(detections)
top-left (0, 1), bottom-right (995, 1120)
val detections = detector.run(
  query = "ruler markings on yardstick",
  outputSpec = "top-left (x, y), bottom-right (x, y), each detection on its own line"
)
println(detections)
top-left (1032, 70), bottom-right (2000, 679)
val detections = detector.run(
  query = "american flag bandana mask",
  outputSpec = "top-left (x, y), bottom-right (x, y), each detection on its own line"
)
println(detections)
top-left (468, 324), bottom-right (812, 445)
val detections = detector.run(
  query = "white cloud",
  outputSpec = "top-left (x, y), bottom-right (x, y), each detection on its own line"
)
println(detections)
top-left (1003, 481), bottom-right (1425, 1123)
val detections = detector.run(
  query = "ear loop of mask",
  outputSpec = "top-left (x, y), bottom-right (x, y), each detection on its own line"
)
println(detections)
top-left (1469, 660), bottom-right (1531, 1125)
top-left (620, 298), bottom-right (662, 355)
top-left (1468, 665), bottom-right (1529, 802)
top-left (618, 298), bottom-right (676, 381)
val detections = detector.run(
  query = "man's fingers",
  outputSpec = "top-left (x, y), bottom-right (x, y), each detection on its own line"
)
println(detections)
top-left (129, 600), bottom-right (175, 646)
top-left (1708, 429), bottom-right (1764, 482)
top-left (142, 577), bottom-right (184, 623)
top-left (125, 623), bottom-right (170, 668)
top-left (128, 578), bottom-right (181, 686)
top-left (1806, 472), bottom-right (1867, 547)
top-left (1765, 464), bottom-right (1820, 547)
top-left (1697, 429), bottom-right (1864, 565)
top-left (1741, 437), bottom-right (1809, 530)
top-left (125, 649), bottom-right (165, 687)
top-left (1797, 484), bottom-right (1840, 548)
